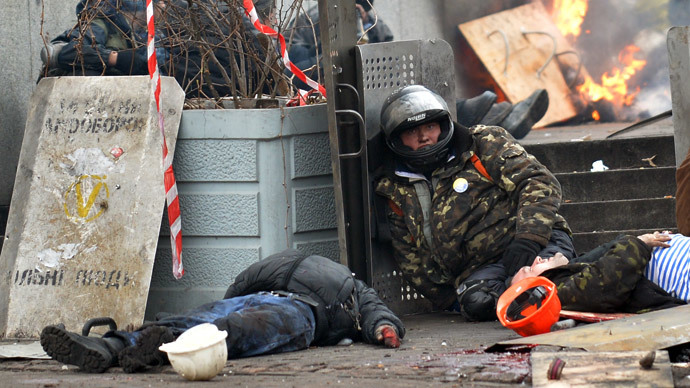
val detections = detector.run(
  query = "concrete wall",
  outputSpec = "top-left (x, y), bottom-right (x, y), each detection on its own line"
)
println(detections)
top-left (0, 1), bottom-right (75, 207)
top-left (145, 104), bottom-right (339, 317)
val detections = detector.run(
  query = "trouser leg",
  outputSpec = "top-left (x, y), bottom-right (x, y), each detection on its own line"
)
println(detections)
top-left (136, 293), bottom-right (316, 359)
top-left (210, 293), bottom-right (316, 358)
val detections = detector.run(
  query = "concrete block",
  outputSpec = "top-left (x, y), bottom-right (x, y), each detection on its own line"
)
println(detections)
top-left (293, 133), bottom-right (332, 178)
top-left (173, 139), bottom-right (257, 181)
top-left (145, 104), bottom-right (339, 317)
top-left (0, 76), bottom-right (184, 338)
top-left (295, 240), bottom-right (340, 263)
top-left (170, 193), bottom-right (260, 236)
top-left (294, 187), bottom-right (337, 232)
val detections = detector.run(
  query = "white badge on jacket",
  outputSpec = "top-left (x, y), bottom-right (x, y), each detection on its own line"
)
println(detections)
top-left (453, 178), bottom-right (469, 193)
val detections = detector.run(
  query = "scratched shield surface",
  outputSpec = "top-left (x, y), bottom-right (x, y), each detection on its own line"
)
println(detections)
top-left (0, 76), bottom-right (184, 338)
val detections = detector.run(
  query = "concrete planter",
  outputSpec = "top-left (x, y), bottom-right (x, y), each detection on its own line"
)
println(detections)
top-left (145, 103), bottom-right (338, 317)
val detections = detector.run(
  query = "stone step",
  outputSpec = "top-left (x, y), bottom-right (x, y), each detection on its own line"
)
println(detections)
top-left (523, 135), bottom-right (675, 174)
top-left (572, 228), bottom-right (678, 255)
top-left (556, 167), bottom-right (677, 202)
top-left (560, 197), bottom-right (676, 232)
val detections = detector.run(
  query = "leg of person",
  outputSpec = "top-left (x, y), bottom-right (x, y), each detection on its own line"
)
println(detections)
top-left (119, 293), bottom-right (316, 372)
top-left (537, 229), bottom-right (577, 260)
top-left (211, 293), bottom-right (316, 358)
top-left (479, 101), bottom-right (513, 126)
top-left (117, 326), bottom-right (175, 373)
top-left (118, 297), bottom-right (252, 373)
top-left (456, 89), bottom-right (549, 140)
top-left (498, 89), bottom-right (549, 139)
top-left (40, 319), bottom-right (134, 373)
top-left (456, 91), bottom-right (498, 128)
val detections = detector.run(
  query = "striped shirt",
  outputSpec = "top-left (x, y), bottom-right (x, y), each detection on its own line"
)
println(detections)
top-left (644, 234), bottom-right (690, 302)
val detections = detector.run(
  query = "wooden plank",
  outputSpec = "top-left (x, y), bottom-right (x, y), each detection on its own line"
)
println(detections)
top-left (458, 2), bottom-right (587, 127)
top-left (531, 351), bottom-right (674, 387)
top-left (559, 310), bottom-right (634, 323)
top-left (491, 304), bottom-right (690, 352)
top-left (667, 26), bottom-right (690, 167)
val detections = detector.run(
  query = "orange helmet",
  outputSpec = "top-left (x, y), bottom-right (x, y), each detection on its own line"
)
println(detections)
top-left (496, 276), bottom-right (561, 337)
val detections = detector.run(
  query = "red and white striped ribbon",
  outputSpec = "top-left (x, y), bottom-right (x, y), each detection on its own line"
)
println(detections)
top-left (146, 0), bottom-right (184, 279)
top-left (242, 0), bottom-right (327, 97)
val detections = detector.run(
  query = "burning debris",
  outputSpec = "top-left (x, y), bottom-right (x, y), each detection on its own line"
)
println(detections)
top-left (458, 0), bottom-right (670, 126)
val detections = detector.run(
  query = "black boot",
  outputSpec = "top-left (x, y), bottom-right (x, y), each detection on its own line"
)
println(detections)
top-left (40, 325), bottom-right (126, 373)
top-left (498, 89), bottom-right (549, 140)
top-left (118, 325), bottom-right (176, 373)
top-left (456, 91), bottom-right (497, 128)
top-left (479, 101), bottom-right (513, 126)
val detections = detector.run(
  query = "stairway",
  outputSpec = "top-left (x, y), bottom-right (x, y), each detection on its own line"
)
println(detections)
top-left (523, 132), bottom-right (677, 255)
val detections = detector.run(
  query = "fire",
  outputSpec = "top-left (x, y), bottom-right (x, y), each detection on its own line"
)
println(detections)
top-left (551, 0), bottom-right (648, 119)
top-left (577, 45), bottom-right (646, 107)
top-left (552, 0), bottom-right (589, 38)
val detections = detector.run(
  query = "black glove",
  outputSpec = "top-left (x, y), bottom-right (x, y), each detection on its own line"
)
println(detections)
top-left (501, 238), bottom-right (543, 276)
top-left (456, 279), bottom-right (503, 322)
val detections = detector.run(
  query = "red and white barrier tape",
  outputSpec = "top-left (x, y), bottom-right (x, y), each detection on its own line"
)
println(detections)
top-left (141, 0), bottom-right (325, 280)
top-left (147, 0), bottom-right (184, 279)
top-left (242, 0), bottom-right (327, 97)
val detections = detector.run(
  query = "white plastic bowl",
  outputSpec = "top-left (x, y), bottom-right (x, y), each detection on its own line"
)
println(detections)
top-left (159, 323), bottom-right (228, 381)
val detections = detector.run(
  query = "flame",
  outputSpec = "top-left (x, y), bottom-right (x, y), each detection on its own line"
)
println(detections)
top-left (552, 0), bottom-right (589, 38)
top-left (551, 0), bottom-right (648, 120)
top-left (577, 45), bottom-right (646, 107)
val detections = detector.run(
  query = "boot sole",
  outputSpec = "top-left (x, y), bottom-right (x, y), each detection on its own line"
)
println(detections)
top-left (40, 325), bottom-right (111, 373)
top-left (510, 90), bottom-right (549, 140)
top-left (119, 326), bottom-right (175, 373)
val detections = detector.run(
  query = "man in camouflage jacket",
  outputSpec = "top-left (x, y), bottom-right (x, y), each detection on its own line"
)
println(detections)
top-left (374, 85), bottom-right (575, 311)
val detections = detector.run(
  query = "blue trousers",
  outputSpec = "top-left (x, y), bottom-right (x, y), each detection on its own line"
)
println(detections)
top-left (114, 293), bottom-right (316, 359)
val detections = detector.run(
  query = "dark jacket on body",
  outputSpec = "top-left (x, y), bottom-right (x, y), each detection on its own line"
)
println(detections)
top-left (224, 249), bottom-right (405, 346)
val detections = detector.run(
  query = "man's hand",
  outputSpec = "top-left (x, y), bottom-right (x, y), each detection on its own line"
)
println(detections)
top-left (501, 239), bottom-right (543, 275)
top-left (355, 4), bottom-right (370, 24)
top-left (375, 324), bottom-right (400, 348)
top-left (637, 231), bottom-right (672, 248)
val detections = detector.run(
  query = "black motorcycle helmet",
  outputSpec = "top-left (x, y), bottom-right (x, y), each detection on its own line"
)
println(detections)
top-left (380, 85), bottom-right (454, 173)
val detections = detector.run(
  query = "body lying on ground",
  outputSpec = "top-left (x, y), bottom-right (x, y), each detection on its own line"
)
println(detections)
top-left (40, 249), bottom-right (405, 373)
top-left (455, 232), bottom-right (688, 321)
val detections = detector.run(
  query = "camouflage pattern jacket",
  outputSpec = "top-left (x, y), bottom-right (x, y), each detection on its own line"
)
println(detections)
top-left (547, 235), bottom-right (686, 313)
top-left (375, 125), bottom-right (570, 308)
